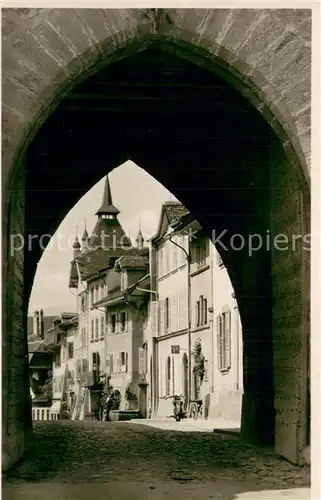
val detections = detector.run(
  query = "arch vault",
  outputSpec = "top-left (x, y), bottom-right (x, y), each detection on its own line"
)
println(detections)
top-left (2, 8), bottom-right (310, 470)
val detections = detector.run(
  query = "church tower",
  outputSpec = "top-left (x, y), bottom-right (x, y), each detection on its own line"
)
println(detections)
top-left (135, 219), bottom-right (145, 250)
top-left (89, 175), bottom-right (131, 249)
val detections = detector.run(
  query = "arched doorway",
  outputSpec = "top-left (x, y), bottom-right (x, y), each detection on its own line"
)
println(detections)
top-left (2, 10), bottom-right (310, 469)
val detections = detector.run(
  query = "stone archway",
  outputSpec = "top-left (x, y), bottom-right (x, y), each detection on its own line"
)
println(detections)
top-left (2, 8), bottom-right (310, 470)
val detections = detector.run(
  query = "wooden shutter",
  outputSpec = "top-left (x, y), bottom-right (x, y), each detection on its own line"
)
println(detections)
top-left (217, 315), bottom-right (221, 371)
top-left (139, 347), bottom-right (145, 374)
top-left (151, 301), bottom-right (158, 334)
top-left (166, 297), bottom-right (171, 332)
top-left (159, 300), bottom-right (164, 334)
top-left (172, 240), bottom-right (177, 270)
top-left (171, 294), bottom-right (178, 332)
top-left (225, 309), bottom-right (232, 369)
top-left (179, 290), bottom-right (186, 330)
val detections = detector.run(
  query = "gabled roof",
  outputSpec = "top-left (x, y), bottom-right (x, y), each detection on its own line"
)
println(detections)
top-left (150, 201), bottom-right (190, 242)
top-left (74, 247), bottom-right (149, 282)
top-left (114, 255), bottom-right (149, 271)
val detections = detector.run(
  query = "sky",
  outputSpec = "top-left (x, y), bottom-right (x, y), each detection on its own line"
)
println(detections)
top-left (28, 160), bottom-right (178, 316)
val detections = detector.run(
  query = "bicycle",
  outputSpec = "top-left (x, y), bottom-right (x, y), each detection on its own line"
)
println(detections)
top-left (188, 399), bottom-right (203, 420)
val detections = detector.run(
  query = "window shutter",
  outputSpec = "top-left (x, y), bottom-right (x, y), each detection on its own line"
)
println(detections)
top-left (195, 302), bottom-right (198, 328)
top-left (179, 290), bottom-right (186, 330)
top-left (217, 315), bottom-right (221, 371)
top-left (139, 347), bottom-right (145, 374)
top-left (172, 241), bottom-right (177, 270)
top-left (226, 309), bottom-right (232, 368)
top-left (151, 301), bottom-right (158, 334)
top-left (167, 297), bottom-right (171, 332)
top-left (171, 294), bottom-right (178, 332)
top-left (159, 300), bottom-right (164, 334)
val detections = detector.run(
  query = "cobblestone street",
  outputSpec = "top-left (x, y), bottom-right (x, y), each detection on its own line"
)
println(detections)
top-left (3, 421), bottom-right (310, 499)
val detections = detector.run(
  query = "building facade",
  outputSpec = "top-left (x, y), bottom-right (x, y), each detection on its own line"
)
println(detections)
top-left (69, 175), bottom-right (149, 418)
top-left (140, 203), bottom-right (243, 423)
top-left (45, 313), bottom-right (78, 420)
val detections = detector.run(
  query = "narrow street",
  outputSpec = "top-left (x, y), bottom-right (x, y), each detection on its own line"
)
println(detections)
top-left (3, 421), bottom-right (310, 500)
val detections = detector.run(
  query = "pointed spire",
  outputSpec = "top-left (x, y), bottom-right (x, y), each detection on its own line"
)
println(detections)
top-left (95, 175), bottom-right (120, 217)
top-left (135, 218), bottom-right (144, 249)
top-left (72, 227), bottom-right (81, 258)
top-left (82, 219), bottom-right (89, 242)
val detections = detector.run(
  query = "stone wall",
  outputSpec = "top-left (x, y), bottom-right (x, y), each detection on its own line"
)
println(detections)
top-left (2, 8), bottom-right (311, 470)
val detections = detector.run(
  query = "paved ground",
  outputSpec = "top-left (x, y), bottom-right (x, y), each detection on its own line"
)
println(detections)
top-left (130, 417), bottom-right (241, 433)
top-left (3, 420), bottom-right (311, 500)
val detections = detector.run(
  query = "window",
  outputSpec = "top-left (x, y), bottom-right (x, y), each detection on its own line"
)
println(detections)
top-left (95, 286), bottom-right (99, 303)
top-left (92, 352), bottom-right (100, 373)
top-left (91, 320), bottom-right (94, 340)
top-left (32, 410), bottom-right (35, 420)
top-left (68, 342), bottom-right (74, 359)
top-left (37, 409), bottom-right (40, 420)
top-left (101, 283), bottom-right (105, 300)
top-left (196, 241), bottom-right (207, 269)
top-left (217, 309), bottom-right (231, 372)
top-left (55, 353), bottom-right (61, 367)
top-left (119, 351), bottom-right (127, 372)
top-left (91, 288), bottom-right (94, 305)
top-left (100, 316), bottom-right (104, 338)
top-left (110, 313), bottom-right (116, 333)
top-left (47, 410), bottom-right (50, 420)
top-left (95, 317), bottom-right (99, 339)
top-left (41, 410), bottom-right (45, 420)
top-left (121, 272), bottom-right (127, 291)
top-left (164, 298), bottom-right (170, 332)
top-left (196, 296), bottom-right (208, 327)
top-left (120, 311), bottom-right (127, 332)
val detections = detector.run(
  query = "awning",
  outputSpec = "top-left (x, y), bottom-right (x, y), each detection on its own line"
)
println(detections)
top-left (50, 400), bottom-right (61, 413)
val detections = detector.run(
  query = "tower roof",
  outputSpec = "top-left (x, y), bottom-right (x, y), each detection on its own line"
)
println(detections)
top-left (72, 235), bottom-right (81, 249)
top-left (82, 228), bottom-right (89, 241)
top-left (95, 175), bottom-right (120, 216)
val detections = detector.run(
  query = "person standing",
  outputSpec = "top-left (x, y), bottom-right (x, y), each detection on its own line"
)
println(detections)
top-left (105, 391), bottom-right (114, 422)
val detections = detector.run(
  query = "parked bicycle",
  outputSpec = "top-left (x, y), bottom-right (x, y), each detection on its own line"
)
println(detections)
top-left (188, 399), bottom-right (203, 420)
